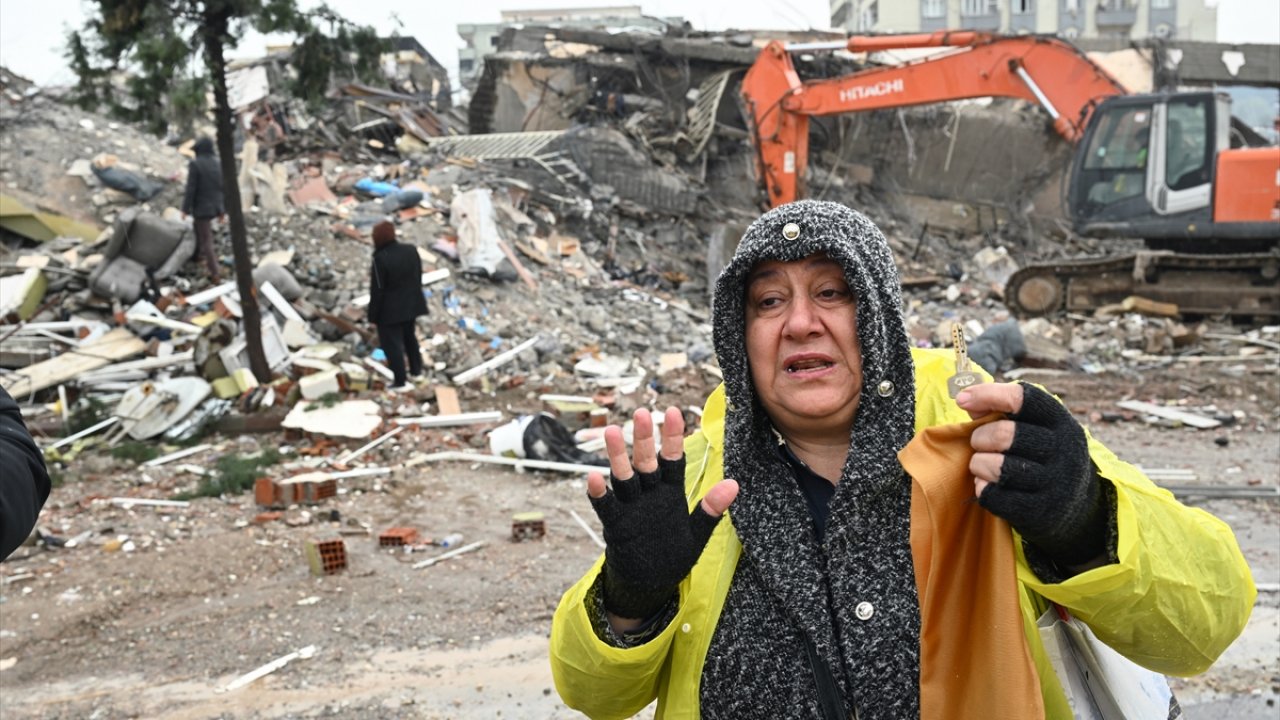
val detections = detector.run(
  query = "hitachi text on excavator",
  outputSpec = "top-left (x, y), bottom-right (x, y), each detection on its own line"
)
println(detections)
top-left (740, 32), bottom-right (1280, 320)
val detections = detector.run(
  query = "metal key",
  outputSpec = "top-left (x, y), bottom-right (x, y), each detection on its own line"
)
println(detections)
top-left (947, 322), bottom-right (983, 399)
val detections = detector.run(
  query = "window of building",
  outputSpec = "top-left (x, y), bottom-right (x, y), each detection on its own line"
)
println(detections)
top-left (459, 59), bottom-right (474, 73)
top-left (1012, 0), bottom-right (1033, 13)
top-left (1097, 0), bottom-right (1134, 10)
top-left (832, 0), bottom-right (852, 27)
top-left (1152, 0), bottom-right (1172, 8)
top-left (490, 35), bottom-right (502, 47)
top-left (858, 0), bottom-right (878, 30)
top-left (922, 0), bottom-right (945, 18)
top-left (961, 0), bottom-right (997, 16)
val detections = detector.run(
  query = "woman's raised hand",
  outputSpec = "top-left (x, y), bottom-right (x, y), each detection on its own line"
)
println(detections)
top-left (587, 407), bottom-right (738, 620)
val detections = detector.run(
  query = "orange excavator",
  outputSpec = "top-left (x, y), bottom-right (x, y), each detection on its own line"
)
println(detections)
top-left (741, 32), bottom-right (1280, 319)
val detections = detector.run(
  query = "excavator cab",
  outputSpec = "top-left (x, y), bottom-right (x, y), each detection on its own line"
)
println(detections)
top-left (1070, 91), bottom-right (1278, 248)
top-left (1070, 92), bottom-right (1221, 244)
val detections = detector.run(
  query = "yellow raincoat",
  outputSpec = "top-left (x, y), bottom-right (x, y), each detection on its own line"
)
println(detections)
top-left (551, 348), bottom-right (1256, 719)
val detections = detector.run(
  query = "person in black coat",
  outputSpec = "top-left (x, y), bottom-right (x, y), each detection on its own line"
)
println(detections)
top-left (368, 221), bottom-right (428, 389)
top-left (0, 386), bottom-right (51, 559)
top-left (181, 137), bottom-right (226, 282)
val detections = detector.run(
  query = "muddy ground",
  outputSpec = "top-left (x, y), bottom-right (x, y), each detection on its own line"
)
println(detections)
top-left (0, 363), bottom-right (1277, 720)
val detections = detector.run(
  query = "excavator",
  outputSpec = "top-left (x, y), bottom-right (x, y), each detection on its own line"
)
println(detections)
top-left (741, 31), bottom-right (1280, 320)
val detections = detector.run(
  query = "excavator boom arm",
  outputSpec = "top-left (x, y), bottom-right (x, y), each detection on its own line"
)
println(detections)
top-left (742, 32), bottom-right (1127, 206)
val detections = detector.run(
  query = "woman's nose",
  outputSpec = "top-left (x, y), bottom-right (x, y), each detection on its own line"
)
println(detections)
top-left (782, 296), bottom-right (822, 337)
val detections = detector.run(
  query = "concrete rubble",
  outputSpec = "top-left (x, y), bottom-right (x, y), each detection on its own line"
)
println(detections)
top-left (0, 27), bottom-right (1276, 716)
top-left (3, 24), bottom-right (1278, 535)
top-left (2, 22), bottom-right (1276, 514)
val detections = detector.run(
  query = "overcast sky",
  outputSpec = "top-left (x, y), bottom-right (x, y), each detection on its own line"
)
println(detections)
top-left (1, 0), bottom-right (1276, 87)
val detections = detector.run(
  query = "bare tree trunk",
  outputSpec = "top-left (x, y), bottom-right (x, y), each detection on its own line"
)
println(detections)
top-left (203, 6), bottom-right (270, 382)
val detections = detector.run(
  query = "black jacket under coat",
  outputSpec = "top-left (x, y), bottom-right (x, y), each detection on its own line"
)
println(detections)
top-left (182, 139), bottom-right (225, 219)
top-left (0, 387), bottom-right (51, 559)
top-left (369, 241), bottom-right (428, 326)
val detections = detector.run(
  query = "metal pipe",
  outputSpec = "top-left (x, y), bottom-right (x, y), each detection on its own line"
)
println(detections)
top-left (46, 416), bottom-right (120, 450)
top-left (782, 41), bottom-right (849, 52)
top-left (1014, 64), bottom-right (1061, 120)
top-left (846, 31), bottom-right (984, 52)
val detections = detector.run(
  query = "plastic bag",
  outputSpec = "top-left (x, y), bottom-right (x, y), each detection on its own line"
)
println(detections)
top-left (489, 413), bottom-right (608, 467)
top-left (1037, 605), bottom-right (1178, 719)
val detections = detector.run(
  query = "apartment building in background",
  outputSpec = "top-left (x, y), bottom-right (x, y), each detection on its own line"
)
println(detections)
top-left (829, 0), bottom-right (1217, 42)
top-left (457, 6), bottom-right (680, 88)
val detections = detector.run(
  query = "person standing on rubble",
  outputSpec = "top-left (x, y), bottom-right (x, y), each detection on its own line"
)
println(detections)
top-left (549, 200), bottom-right (1256, 719)
top-left (181, 137), bottom-right (225, 283)
top-left (368, 221), bottom-right (427, 391)
top-left (1, 386), bottom-right (51, 559)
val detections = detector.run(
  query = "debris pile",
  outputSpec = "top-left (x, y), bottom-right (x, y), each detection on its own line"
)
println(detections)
top-left (0, 27), bottom-right (1277, 716)
top-left (1, 27), bottom-right (1276, 569)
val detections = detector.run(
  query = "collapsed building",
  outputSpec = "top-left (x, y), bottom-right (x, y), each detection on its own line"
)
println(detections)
top-left (0, 23), bottom-right (1275, 547)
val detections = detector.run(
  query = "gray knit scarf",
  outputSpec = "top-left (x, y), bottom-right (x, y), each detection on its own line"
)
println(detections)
top-left (702, 200), bottom-right (920, 719)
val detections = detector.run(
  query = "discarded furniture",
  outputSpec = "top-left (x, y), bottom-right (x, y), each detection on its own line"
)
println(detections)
top-left (88, 208), bottom-right (195, 303)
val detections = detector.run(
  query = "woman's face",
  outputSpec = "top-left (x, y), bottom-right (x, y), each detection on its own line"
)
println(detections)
top-left (744, 254), bottom-right (862, 437)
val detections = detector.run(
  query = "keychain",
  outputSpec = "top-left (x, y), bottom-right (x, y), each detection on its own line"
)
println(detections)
top-left (947, 322), bottom-right (983, 399)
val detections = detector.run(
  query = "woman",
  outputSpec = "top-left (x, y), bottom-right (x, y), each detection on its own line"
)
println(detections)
top-left (550, 200), bottom-right (1255, 719)
top-left (367, 220), bottom-right (427, 390)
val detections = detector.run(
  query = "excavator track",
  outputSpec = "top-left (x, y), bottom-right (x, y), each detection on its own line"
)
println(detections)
top-left (1005, 251), bottom-right (1280, 320)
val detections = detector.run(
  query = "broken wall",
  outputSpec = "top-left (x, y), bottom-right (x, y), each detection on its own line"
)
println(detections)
top-left (554, 127), bottom-right (700, 215)
top-left (832, 102), bottom-right (1074, 233)
top-left (469, 56), bottom-right (589, 134)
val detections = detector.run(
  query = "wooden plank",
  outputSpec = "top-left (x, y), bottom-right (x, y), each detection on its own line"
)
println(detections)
top-left (1, 328), bottom-right (146, 398)
top-left (496, 239), bottom-right (538, 291)
top-left (433, 386), bottom-right (461, 415)
top-left (1121, 295), bottom-right (1180, 318)
top-left (78, 350), bottom-right (195, 382)
top-left (1115, 400), bottom-right (1221, 429)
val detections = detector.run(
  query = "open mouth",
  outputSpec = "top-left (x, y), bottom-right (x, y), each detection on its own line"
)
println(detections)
top-left (786, 358), bottom-right (834, 373)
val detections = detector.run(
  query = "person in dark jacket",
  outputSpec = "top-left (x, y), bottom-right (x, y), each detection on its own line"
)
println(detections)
top-left (368, 221), bottom-right (428, 390)
top-left (181, 137), bottom-right (226, 282)
top-left (1, 386), bottom-right (51, 559)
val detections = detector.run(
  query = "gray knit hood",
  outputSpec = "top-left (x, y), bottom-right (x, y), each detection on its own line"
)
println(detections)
top-left (712, 199), bottom-right (916, 463)
top-left (702, 200), bottom-right (921, 719)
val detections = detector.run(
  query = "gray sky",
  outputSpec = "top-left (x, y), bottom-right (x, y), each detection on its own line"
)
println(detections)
top-left (1, 0), bottom-right (1276, 87)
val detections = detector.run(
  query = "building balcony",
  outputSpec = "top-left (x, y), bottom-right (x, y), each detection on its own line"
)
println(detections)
top-left (1009, 13), bottom-right (1036, 33)
top-left (960, 13), bottom-right (1001, 30)
top-left (1095, 7), bottom-right (1137, 26)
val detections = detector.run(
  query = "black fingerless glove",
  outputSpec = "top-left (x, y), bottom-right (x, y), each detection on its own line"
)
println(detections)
top-left (977, 383), bottom-right (1109, 569)
top-left (590, 455), bottom-right (724, 619)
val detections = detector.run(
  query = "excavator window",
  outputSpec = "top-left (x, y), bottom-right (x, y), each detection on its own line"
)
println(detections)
top-left (1080, 104), bottom-right (1153, 210)
top-left (1166, 97), bottom-right (1211, 191)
